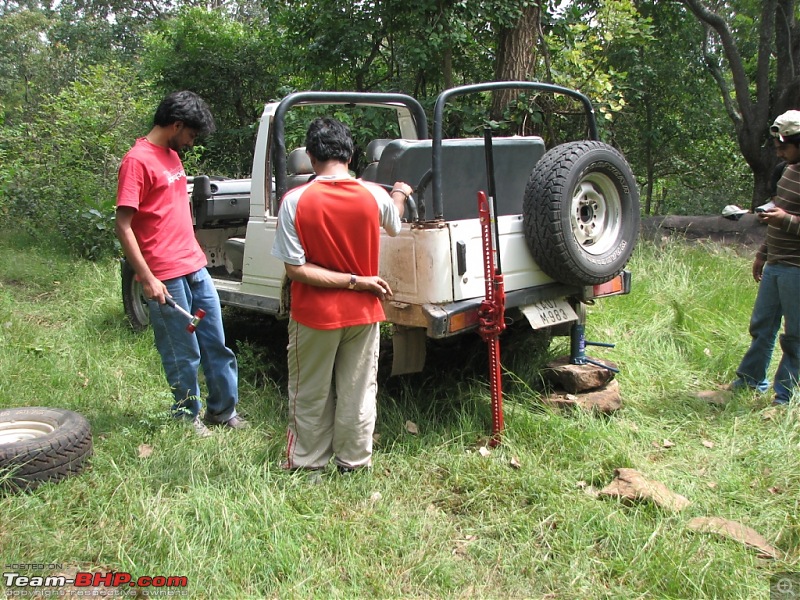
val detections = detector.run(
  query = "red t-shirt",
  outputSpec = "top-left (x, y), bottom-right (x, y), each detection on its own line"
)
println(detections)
top-left (116, 138), bottom-right (206, 280)
top-left (277, 178), bottom-right (398, 329)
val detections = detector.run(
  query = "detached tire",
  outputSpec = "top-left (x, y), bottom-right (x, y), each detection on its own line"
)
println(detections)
top-left (0, 407), bottom-right (93, 492)
top-left (121, 259), bottom-right (149, 331)
top-left (523, 141), bottom-right (640, 286)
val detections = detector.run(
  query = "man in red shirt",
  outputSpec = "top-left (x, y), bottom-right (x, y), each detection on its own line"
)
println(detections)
top-left (116, 91), bottom-right (247, 436)
top-left (272, 117), bottom-right (412, 472)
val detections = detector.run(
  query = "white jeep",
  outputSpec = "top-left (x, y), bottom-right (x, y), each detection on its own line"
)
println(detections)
top-left (122, 82), bottom-right (640, 374)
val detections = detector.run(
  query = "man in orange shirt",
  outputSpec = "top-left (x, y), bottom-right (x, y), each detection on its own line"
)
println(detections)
top-left (272, 117), bottom-right (412, 472)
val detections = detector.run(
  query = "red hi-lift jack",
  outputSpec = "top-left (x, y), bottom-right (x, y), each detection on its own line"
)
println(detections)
top-left (478, 129), bottom-right (506, 447)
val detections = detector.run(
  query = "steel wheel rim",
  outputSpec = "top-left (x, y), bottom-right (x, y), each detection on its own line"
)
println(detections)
top-left (0, 420), bottom-right (56, 445)
top-left (132, 279), bottom-right (150, 326)
top-left (570, 172), bottom-right (622, 255)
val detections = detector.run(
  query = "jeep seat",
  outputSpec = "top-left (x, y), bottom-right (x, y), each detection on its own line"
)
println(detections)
top-left (373, 137), bottom-right (546, 220)
top-left (287, 147), bottom-right (314, 189)
top-left (360, 139), bottom-right (393, 182)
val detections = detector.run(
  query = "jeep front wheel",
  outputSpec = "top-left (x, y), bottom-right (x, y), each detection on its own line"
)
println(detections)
top-left (523, 141), bottom-right (640, 286)
top-left (121, 259), bottom-right (149, 331)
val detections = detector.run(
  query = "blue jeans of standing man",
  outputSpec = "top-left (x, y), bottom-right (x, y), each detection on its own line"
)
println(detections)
top-left (735, 262), bottom-right (800, 404)
top-left (146, 267), bottom-right (239, 421)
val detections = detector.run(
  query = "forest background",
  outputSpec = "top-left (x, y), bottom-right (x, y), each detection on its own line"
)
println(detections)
top-left (0, 0), bottom-right (798, 258)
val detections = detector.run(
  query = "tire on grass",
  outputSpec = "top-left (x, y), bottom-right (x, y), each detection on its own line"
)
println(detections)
top-left (0, 407), bottom-right (93, 492)
top-left (523, 141), bottom-right (640, 287)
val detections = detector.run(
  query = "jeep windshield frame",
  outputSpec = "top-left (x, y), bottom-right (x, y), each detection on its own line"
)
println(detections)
top-left (271, 91), bottom-right (428, 203)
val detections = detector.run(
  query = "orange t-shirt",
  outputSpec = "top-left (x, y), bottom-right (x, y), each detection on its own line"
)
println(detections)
top-left (272, 177), bottom-right (401, 330)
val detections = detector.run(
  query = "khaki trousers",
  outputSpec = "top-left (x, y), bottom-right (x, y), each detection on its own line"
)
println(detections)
top-left (286, 319), bottom-right (380, 469)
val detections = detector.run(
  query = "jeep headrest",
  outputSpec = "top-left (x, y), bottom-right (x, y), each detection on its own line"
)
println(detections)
top-left (366, 139), bottom-right (392, 163)
top-left (287, 147), bottom-right (313, 175)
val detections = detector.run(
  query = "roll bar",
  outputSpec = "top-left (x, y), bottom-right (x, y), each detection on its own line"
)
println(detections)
top-left (430, 81), bottom-right (598, 219)
top-left (272, 91), bottom-right (428, 202)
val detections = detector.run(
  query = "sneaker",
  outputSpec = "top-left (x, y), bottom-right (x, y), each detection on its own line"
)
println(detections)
top-left (771, 398), bottom-right (790, 406)
top-left (726, 378), bottom-right (770, 394)
top-left (190, 417), bottom-right (213, 438)
top-left (204, 414), bottom-right (250, 430)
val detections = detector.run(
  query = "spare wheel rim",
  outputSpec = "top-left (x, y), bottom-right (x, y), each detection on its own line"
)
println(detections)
top-left (0, 420), bottom-right (57, 445)
top-left (570, 172), bottom-right (622, 256)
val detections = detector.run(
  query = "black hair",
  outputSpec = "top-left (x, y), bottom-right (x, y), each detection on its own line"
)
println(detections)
top-left (778, 134), bottom-right (800, 147)
top-left (304, 117), bottom-right (354, 163)
top-left (153, 91), bottom-right (216, 135)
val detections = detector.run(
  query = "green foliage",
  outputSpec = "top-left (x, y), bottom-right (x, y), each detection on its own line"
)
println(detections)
top-left (0, 63), bottom-right (154, 259)
top-left (0, 7), bottom-right (55, 120)
top-left (546, 0), bottom-right (654, 124)
top-left (142, 6), bottom-right (286, 177)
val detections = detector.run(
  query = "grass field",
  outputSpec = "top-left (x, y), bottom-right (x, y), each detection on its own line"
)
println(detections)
top-left (0, 231), bottom-right (798, 599)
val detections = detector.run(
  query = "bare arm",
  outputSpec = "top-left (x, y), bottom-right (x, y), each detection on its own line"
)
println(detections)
top-left (115, 207), bottom-right (168, 303)
top-left (284, 262), bottom-right (393, 301)
top-left (389, 181), bottom-right (412, 218)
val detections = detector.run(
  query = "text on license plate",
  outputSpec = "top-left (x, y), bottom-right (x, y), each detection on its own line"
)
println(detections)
top-left (521, 299), bottom-right (579, 330)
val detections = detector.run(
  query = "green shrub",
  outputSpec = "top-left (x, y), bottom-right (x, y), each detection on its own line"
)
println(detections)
top-left (0, 63), bottom-right (155, 259)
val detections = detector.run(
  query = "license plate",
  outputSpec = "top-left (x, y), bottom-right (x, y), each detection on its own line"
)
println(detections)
top-left (521, 299), bottom-right (578, 330)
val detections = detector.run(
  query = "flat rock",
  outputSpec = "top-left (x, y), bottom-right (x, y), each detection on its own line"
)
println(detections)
top-left (544, 356), bottom-right (617, 394)
top-left (543, 379), bottom-right (622, 414)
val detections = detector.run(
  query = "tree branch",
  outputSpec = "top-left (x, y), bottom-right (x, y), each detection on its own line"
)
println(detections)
top-left (681, 0), bottom-right (756, 125)
top-left (699, 25), bottom-right (740, 126)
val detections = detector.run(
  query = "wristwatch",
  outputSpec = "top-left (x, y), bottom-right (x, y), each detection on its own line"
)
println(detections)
top-left (348, 274), bottom-right (357, 290)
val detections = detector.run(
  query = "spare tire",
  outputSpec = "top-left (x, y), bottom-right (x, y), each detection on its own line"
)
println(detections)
top-left (0, 407), bottom-right (93, 492)
top-left (523, 141), bottom-right (640, 286)
top-left (121, 259), bottom-right (149, 331)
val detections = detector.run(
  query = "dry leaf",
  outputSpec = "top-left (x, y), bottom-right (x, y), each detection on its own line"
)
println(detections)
top-left (405, 420), bottom-right (418, 435)
top-left (662, 439), bottom-right (676, 448)
top-left (452, 535), bottom-right (478, 557)
top-left (509, 456), bottom-right (522, 469)
top-left (137, 444), bottom-right (153, 459)
top-left (702, 440), bottom-right (715, 449)
top-left (478, 446), bottom-right (491, 458)
top-left (599, 468), bottom-right (690, 512)
top-left (696, 390), bottom-right (731, 405)
top-left (77, 371), bottom-right (89, 387)
top-left (707, 481), bottom-right (718, 489)
top-left (687, 517), bottom-right (782, 560)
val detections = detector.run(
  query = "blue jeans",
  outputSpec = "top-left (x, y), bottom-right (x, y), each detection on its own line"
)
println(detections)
top-left (146, 268), bottom-right (239, 421)
top-left (735, 262), bottom-right (800, 403)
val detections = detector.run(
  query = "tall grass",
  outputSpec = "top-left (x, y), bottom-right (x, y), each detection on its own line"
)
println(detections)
top-left (0, 231), bottom-right (797, 599)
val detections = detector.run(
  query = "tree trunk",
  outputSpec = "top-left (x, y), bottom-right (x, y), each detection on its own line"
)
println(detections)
top-left (682, 0), bottom-right (800, 208)
top-left (490, 4), bottom-right (540, 121)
